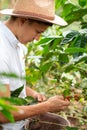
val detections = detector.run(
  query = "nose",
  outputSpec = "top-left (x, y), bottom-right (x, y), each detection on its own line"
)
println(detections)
top-left (35, 34), bottom-right (41, 41)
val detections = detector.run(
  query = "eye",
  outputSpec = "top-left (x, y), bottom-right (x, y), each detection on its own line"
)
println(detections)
top-left (36, 30), bottom-right (43, 34)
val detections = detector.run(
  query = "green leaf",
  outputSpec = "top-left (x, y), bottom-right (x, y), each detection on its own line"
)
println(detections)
top-left (64, 64), bottom-right (75, 73)
top-left (0, 99), bottom-right (17, 122)
top-left (11, 85), bottom-right (24, 97)
top-left (59, 54), bottom-right (69, 64)
top-left (83, 105), bottom-right (87, 113)
top-left (55, 0), bottom-right (66, 10)
top-left (1, 109), bottom-right (15, 122)
top-left (40, 62), bottom-right (52, 73)
top-left (37, 37), bottom-right (54, 45)
top-left (61, 31), bottom-right (79, 45)
top-left (63, 88), bottom-right (71, 97)
top-left (65, 126), bottom-right (78, 130)
top-left (51, 38), bottom-right (61, 50)
top-left (62, 3), bottom-right (78, 23)
top-left (43, 44), bottom-right (50, 54)
top-left (79, 0), bottom-right (87, 7)
top-left (65, 47), bottom-right (87, 53)
top-left (62, 2), bottom-right (87, 24)
top-left (0, 72), bottom-right (18, 78)
top-left (1, 97), bottom-right (27, 105)
top-left (0, 99), bottom-right (17, 111)
top-left (25, 96), bottom-right (38, 105)
top-left (74, 55), bottom-right (87, 64)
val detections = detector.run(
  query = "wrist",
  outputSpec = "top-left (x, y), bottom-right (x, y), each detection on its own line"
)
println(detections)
top-left (31, 101), bottom-right (50, 114)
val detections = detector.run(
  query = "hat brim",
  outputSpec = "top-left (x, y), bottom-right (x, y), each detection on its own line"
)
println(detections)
top-left (0, 9), bottom-right (67, 26)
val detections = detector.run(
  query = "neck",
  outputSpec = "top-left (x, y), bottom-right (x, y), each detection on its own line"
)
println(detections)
top-left (4, 19), bottom-right (17, 37)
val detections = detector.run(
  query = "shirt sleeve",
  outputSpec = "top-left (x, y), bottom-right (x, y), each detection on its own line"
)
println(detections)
top-left (0, 56), bottom-right (10, 84)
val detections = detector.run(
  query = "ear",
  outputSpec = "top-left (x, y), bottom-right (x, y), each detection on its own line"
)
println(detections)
top-left (19, 18), bottom-right (27, 26)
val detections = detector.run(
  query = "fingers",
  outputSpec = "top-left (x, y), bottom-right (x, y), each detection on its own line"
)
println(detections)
top-left (59, 98), bottom-right (70, 107)
top-left (57, 95), bottom-right (70, 105)
top-left (63, 100), bottom-right (70, 106)
top-left (57, 95), bottom-right (64, 100)
top-left (36, 94), bottom-right (47, 102)
top-left (59, 105), bottom-right (69, 111)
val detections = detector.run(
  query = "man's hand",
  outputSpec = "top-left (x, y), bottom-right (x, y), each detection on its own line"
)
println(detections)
top-left (46, 95), bottom-right (70, 112)
top-left (33, 92), bottom-right (47, 102)
top-left (26, 86), bottom-right (46, 102)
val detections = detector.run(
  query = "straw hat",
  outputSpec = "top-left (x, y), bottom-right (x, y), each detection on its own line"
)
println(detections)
top-left (0, 0), bottom-right (67, 26)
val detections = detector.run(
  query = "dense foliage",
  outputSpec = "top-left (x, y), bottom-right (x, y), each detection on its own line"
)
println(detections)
top-left (0, 0), bottom-right (87, 129)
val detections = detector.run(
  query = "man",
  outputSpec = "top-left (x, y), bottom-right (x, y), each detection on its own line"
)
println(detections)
top-left (0, 0), bottom-right (69, 130)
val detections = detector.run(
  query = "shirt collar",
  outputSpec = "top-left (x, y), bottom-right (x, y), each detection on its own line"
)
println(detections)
top-left (0, 21), bottom-right (20, 48)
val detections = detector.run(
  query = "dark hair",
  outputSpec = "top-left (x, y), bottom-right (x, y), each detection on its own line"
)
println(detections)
top-left (10, 16), bottom-right (53, 26)
top-left (28, 18), bottom-right (53, 26)
top-left (10, 16), bottom-right (18, 21)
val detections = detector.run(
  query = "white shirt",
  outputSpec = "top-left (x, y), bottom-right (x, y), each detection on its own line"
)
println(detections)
top-left (0, 21), bottom-right (27, 98)
top-left (0, 21), bottom-right (27, 130)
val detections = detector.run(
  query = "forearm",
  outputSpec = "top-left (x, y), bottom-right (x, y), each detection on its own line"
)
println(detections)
top-left (0, 101), bottom-right (49, 123)
top-left (26, 86), bottom-right (37, 97)
top-left (0, 95), bottom-right (70, 123)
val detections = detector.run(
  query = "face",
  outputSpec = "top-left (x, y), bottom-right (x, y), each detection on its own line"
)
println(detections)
top-left (17, 19), bottom-right (49, 44)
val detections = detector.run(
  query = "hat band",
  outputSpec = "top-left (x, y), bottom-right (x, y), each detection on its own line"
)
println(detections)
top-left (13, 10), bottom-right (54, 20)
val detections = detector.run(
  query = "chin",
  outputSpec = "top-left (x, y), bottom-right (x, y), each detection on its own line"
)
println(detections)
top-left (23, 42), bottom-right (28, 45)
top-left (21, 39), bottom-right (32, 44)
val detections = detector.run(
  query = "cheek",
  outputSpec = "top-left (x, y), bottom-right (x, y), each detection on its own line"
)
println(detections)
top-left (24, 31), bottom-right (35, 42)
top-left (18, 32), bottom-right (29, 43)
top-left (28, 31), bottom-right (37, 40)
top-left (20, 26), bottom-right (37, 42)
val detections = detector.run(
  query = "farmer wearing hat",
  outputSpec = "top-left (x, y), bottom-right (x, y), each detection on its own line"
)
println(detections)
top-left (0, 0), bottom-right (69, 130)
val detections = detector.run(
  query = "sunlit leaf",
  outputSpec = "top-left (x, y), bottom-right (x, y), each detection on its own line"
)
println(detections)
top-left (65, 47), bottom-right (87, 53)
top-left (1, 110), bottom-right (14, 122)
top-left (61, 30), bottom-right (79, 45)
top-left (1, 97), bottom-right (27, 105)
